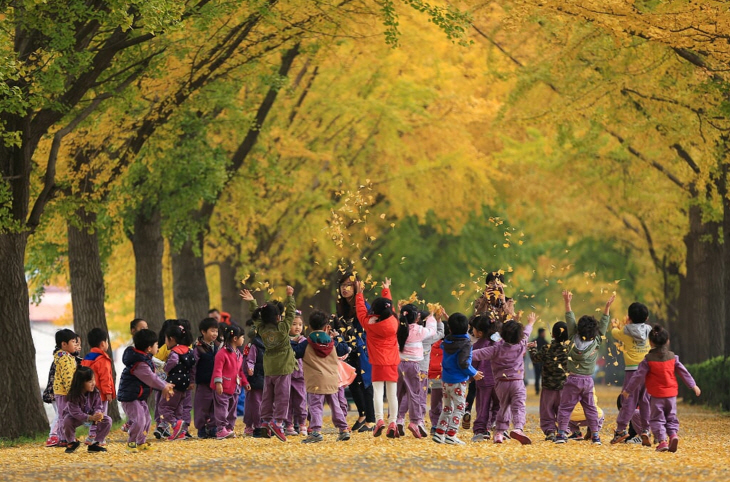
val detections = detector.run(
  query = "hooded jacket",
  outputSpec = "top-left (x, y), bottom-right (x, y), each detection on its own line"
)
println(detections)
top-left (81, 348), bottom-right (115, 400)
top-left (302, 331), bottom-right (340, 395)
top-left (441, 334), bottom-right (478, 384)
top-left (246, 336), bottom-right (266, 390)
top-left (611, 323), bottom-right (651, 370)
top-left (356, 288), bottom-right (400, 381)
top-left (53, 350), bottom-right (77, 396)
top-left (251, 295), bottom-right (298, 376)
top-left (565, 311), bottom-right (610, 376)
top-left (472, 323), bottom-right (532, 381)
top-left (118, 347), bottom-right (160, 402)
top-left (428, 340), bottom-right (444, 380)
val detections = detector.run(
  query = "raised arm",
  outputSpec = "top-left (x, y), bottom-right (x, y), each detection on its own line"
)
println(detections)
top-left (599, 294), bottom-right (616, 336)
top-left (471, 344), bottom-right (498, 362)
top-left (355, 281), bottom-right (369, 327)
top-left (563, 290), bottom-right (577, 337)
top-left (381, 277), bottom-right (392, 301)
top-left (281, 286), bottom-right (296, 333)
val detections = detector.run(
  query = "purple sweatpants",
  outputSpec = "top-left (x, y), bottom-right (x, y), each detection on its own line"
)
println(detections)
top-left (539, 388), bottom-right (562, 434)
top-left (557, 374), bottom-right (599, 433)
top-left (616, 370), bottom-right (650, 432)
top-left (153, 390), bottom-right (162, 424)
top-left (287, 376), bottom-right (307, 428)
top-left (64, 414), bottom-right (111, 443)
top-left (429, 383), bottom-right (442, 428)
top-left (338, 387), bottom-right (349, 418)
top-left (214, 392), bottom-right (238, 431)
top-left (121, 400), bottom-right (151, 444)
top-left (396, 361), bottom-right (425, 425)
top-left (418, 372), bottom-right (429, 417)
top-left (182, 390), bottom-right (192, 425)
top-left (243, 388), bottom-right (263, 429)
top-left (650, 396), bottom-right (679, 441)
top-left (307, 392), bottom-right (349, 433)
top-left (54, 395), bottom-right (68, 441)
top-left (494, 380), bottom-right (526, 431)
top-left (473, 385), bottom-right (499, 434)
top-left (158, 390), bottom-right (185, 427)
top-left (194, 384), bottom-right (216, 431)
top-left (88, 400), bottom-right (108, 439)
top-left (261, 374), bottom-right (292, 424)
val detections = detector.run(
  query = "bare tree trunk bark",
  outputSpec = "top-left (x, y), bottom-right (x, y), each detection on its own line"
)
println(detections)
top-left (220, 256), bottom-right (244, 323)
top-left (171, 233), bottom-right (210, 323)
top-left (67, 207), bottom-right (121, 421)
top-left (129, 207), bottom-right (166, 334)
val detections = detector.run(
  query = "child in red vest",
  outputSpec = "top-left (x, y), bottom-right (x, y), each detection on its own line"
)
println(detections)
top-left (623, 324), bottom-right (701, 452)
top-left (80, 328), bottom-right (115, 446)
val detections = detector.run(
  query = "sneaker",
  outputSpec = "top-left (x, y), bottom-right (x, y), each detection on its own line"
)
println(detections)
top-left (268, 421), bottom-right (287, 442)
top-left (285, 425), bottom-right (298, 436)
top-left (337, 430), bottom-right (351, 441)
top-left (216, 428), bottom-right (234, 440)
top-left (244, 427), bottom-right (254, 437)
top-left (625, 435), bottom-right (643, 444)
top-left (611, 430), bottom-right (630, 445)
top-left (568, 431), bottom-right (584, 441)
top-left (471, 433), bottom-right (488, 443)
top-left (57, 440), bottom-right (68, 448)
top-left (252, 428), bottom-right (270, 439)
top-left (121, 422), bottom-right (130, 433)
top-left (373, 419), bottom-right (386, 437)
top-left (591, 432), bottom-right (602, 445)
top-left (544, 432), bottom-right (556, 442)
top-left (502, 431), bottom-right (511, 440)
top-left (484, 430), bottom-right (491, 440)
top-left (430, 427), bottom-right (437, 436)
top-left (397, 423), bottom-right (405, 437)
top-left (154, 425), bottom-right (170, 440)
top-left (87, 442), bottom-right (107, 453)
top-left (386, 422), bottom-right (399, 438)
top-left (668, 434), bottom-right (679, 453)
top-left (445, 434), bottom-right (466, 445)
top-left (641, 430), bottom-right (652, 447)
top-left (357, 424), bottom-right (372, 433)
top-left (64, 441), bottom-right (81, 453)
top-left (656, 440), bottom-right (669, 452)
top-left (168, 420), bottom-right (185, 441)
top-left (302, 432), bottom-right (323, 444)
top-left (84, 437), bottom-right (96, 446)
top-left (126, 442), bottom-right (139, 453)
top-left (207, 427), bottom-right (218, 439)
top-left (554, 431), bottom-right (568, 444)
top-left (407, 423), bottom-right (422, 439)
top-left (493, 432), bottom-right (503, 444)
top-left (432, 431), bottom-right (445, 444)
top-left (418, 423), bottom-right (428, 438)
top-left (197, 428), bottom-right (208, 439)
top-left (45, 436), bottom-right (59, 448)
top-left (138, 442), bottom-right (156, 451)
top-left (510, 429), bottom-right (532, 445)
top-left (184, 431), bottom-right (193, 440)
top-left (352, 419), bottom-right (365, 432)
top-left (461, 412), bottom-right (471, 430)
top-left (299, 426), bottom-right (308, 436)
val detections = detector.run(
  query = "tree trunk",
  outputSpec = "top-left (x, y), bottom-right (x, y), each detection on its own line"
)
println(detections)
top-left (0, 232), bottom-right (50, 438)
top-left (171, 232), bottom-right (210, 323)
top-left (220, 256), bottom-right (244, 324)
top-left (130, 207), bottom-right (166, 334)
top-left (722, 160), bottom-right (730, 358)
top-left (67, 207), bottom-right (121, 421)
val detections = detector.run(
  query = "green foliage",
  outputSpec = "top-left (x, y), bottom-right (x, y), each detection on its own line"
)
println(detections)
top-left (680, 356), bottom-right (730, 412)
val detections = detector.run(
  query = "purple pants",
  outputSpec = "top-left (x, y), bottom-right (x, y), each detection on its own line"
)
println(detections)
top-left (88, 400), bottom-right (108, 439)
top-left (54, 395), bottom-right (68, 441)
top-left (194, 384), bottom-right (216, 431)
top-left (437, 382), bottom-right (467, 436)
top-left (64, 413), bottom-right (111, 443)
top-left (616, 370), bottom-right (650, 432)
top-left (557, 374), bottom-right (599, 433)
top-left (539, 388), bottom-right (562, 434)
top-left (307, 392), bottom-right (349, 433)
top-left (418, 372), bottom-right (429, 417)
top-left (121, 400), bottom-right (151, 444)
top-left (473, 385), bottom-right (499, 434)
top-left (183, 389), bottom-right (192, 425)
top-left (338, 386), bottom-right (349, 418)
top-left (153, 390), bottom-right (162, 424)
top-left (429, 383), bottom-right (442, 428)
top-left (650, 396), bottom-right (679, 441)
top-left (287, 377), bottom-right (307, 427)
top-left (396, 361), bottom-right (425, 425)
top-left (494, 380), bottom-right (526, 431)
top-left (243, 388), bottom-right (263, 429)
top-left (159, 390), bottom-right (186, 427)
top-left (214, 392), bottom-right (238, 431)
top-left (261, 374), bottom-right (292, 423)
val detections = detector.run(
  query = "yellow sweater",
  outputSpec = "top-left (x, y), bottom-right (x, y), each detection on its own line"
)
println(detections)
top-left (570, 387), bottom-right (604, 421)
top-left (612, 325), bottom-right (651, 370)
top-left (53, 351), bottom-right (77, 396)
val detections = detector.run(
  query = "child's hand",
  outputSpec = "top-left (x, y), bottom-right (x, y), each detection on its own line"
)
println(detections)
top-left (286, 285), bottom-right (294, 296)
top-left (562, 290), bottom-right (572, 303)
top-left (527, 341), bottom-right (537, 349)
top-left (105, 394), bottom-right (113, 402)
top-left (245, 384), bottom-right (252, 392)
top-left (605, 293), bottom-right (616, 312)
top-left (240, 289), bottom-right (254, 301)
top-left (90, 412), bottom-right (103, 423)
top-left (621, 390), bottom-right (629, 399)
top-left (164, 384), bottom-right (175, 401)
top-left (382, 277), bottom-right (391, 289)
top-left (248, 368), bottom-right (254, 376)
top-left (474, 371), bottom-right (484, 381)
top-left (215, 382), bottom-right (223, 396)
top-left (527, 312), bottom-right (537, 325)
top-left (694, 385), bottom-right (701, 397)
top-left (611, 318), bottom-right (620, 330)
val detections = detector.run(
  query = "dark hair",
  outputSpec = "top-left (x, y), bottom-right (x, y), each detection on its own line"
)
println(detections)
top-left (55, 329), bottom-right (78, 350)
top-left (501, 320), bottom-right (524, 345)
top-left (551, 321), bottom-right (569, 343)
top-left (336, 271), bottom-right (359, 320)
top-left (220, 323), bottom-right (244, 346)
top-left (87, 328), bottom-right (108, 349)
top-left (159, 319), bottom-right (179, 347)
top-left (208, 308), bottom-right (220, 315)
top-left (628, 302), bottom-right (649, 324)
top-left (397, 304), bottom-right (418, 352)
top-left (67, 366), bottom-right (95, 404)
top-left (309, 310), bottom-right (330, 331)
top-left (199, 317), bottom-right (219, 334)
top-left (537, 328), bottom-right (546, 335)
top-left (166, 323), bottom-right (193, 347)
top-left (418, 310), bottom-right (430, 327)
top-left (470, 314), bottom-right (492, 338)
top-left (266, 300), bottom-right (285, 316)
top-left (577, 315), bottom-right (599, 341)
top-left (649, 324), bottom-right (669, 346)
top-left (370, 297), bottom-right (394, 321)
top-left (485, 271), bottom-right (505, 285)
top-left (133, 329), bottom-right (159, 352)
top-left (448, 313), bottom-right (469, 335)
top-left (130, 318), bottom-right (146, 333)
top-left (253, 303), bottom-right (281, 326)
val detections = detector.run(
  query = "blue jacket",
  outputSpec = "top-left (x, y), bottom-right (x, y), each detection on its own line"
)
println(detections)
top-left (441, 334), bottom-right (478, 384)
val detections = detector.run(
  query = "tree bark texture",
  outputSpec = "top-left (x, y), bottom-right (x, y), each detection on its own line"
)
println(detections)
top-left (220, 257), bottom-right (245, 324)
top-left (130, 207), bottom-right (166, 334)
top-left (171, 233), bottom-right (210, 324)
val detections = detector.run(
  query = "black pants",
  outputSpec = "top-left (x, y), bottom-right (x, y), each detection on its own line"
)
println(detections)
top-left (348, 376), bottom-right (375, 423)
top-left (465, 380), bottom-right (477, 413)
top-left (534, 364), bottom-right (543, 394)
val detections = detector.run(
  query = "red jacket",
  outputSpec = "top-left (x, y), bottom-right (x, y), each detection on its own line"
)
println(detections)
top-left (210, 346), bottom-right (249, 394)
top-left (81, 347), bottom-right (115, 400)
top-left (428, 340), bottom-right (443, 380)
top-left (356, 288), bottom-right (399, 380)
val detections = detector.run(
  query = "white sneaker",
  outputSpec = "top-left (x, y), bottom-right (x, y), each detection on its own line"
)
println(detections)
top-left (625, 435), bottom-right (643, 444)
top-left (471, 433), bottom-right (488, 443)
top-left (432, 432), bottom-right (445, 444)
top-left (445, 434), bottom-right (466, 445)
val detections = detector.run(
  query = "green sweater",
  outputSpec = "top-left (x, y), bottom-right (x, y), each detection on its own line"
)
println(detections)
top-left (252, 295), bottom-right (297, 376)
top-left (565, 310), bottom-right (610, 376)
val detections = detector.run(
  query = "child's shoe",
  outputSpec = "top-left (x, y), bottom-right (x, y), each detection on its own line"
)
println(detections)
top-left (121, 422), bottom-right (130, 433)
top-left (351, 420), bottom-right (365, 432)
top-left (64, 441), bottom-right (81, 453)
top-left (553, 431), bottom-right (568, 444)
top-left (471, 433), bottom-right (488, 443)
top-left (544, 432), bottom-right (556, 442)
top-left (87, 442), bottom-right (107, 453)
top-left (45, 436), bottom-right (59, 447)
top-left (168, 420), bottom-right (185, 441)
top-left (591, 432), bottom-right (602, 445)
top-left (207, 427), bottom-right (218, 439)
top-left (567, 430), bottom-right (584, 441)
top-left (445, 433), bottom-right (466, 445)
top-left (502, 431), bottom-right (511, 440)
top-left (302, 432), bottom-right (323, 444)
top-left (656, 440), bottom-right (669, 452)
top-left (299, 426), bottom-right (308, 436)
top-left (625, 435), bottom-right (643, 444)
top-left (484, 430), bottom-right (491, 440)
top-left (184, 431), bottom-right (192, 440)
top-left (510, 429), bottom-right (532, 445)
top-left (610, 429), bottom-right (629, 444)
top-left (84, 437), bottom-right (96, 446)
top-left (493, 432), bottom-right (504, 444)
top-left (197, 428), bottom-right (209, 439)
top-left (126, 442), bottom-right (139, 453)
top-left (668, 434), bottom-right (679, 453)
top-left (396, 423), bottom-right (405, 437)
top-left (285, 424), bottom-right (298, 436)
top-left (337, 430), bottom-right (351, 441)
top-left (373, 419), bottom-right (386, 437)
top-left (417, 423), bottom-right (428, 438)
top-left (139, 442), bottom-right (156, 451)
top-left (407, 422), bottom-right (422, 439)
top-left (252, 427), bottom-right (270, 438)
top-left (641, 430), bottom-right (652, 447)
top-left (244, 427), bottom-right (254, 437)
top-left (430, 426), bottom-right (437, 436)
top-left (432, 430), bottom-right (445, 444)
top-left (461, 412), bottom-right (471, 430)
top-left (357, 424), bottom-right (372, 433)
top-left (386, 422), bottom-right (399, 438)
top-left (268, 421), bottom-right (287, 442)
top-left (57, 440), bottom-right (68, 448)
top-left (216, 428), bottom-right (234, 440)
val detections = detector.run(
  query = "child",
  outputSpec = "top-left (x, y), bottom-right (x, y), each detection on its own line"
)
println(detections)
top-left (528, 321), bottom-right (569, 441)
top-left (212, 323), bottom-right (251, 439)
top-left (433, 313), bottom-right (484, 445)
top-left (80, 328), bottom-right (115, 446)
top-left (62, 366), bottom-right (112, 453)
top-left (152, 319), bottom-right (178, 439)
top-left (396, 304), bottom-right (437, 438)
top-left (192, 317), bottom-right (220, 438)
top-left (472, 313), bottom-right (537, 444)
top-left (611, 302), bottom-right (652, 445)
top-left (469, 314), bottom-right (500, 442)
top-left (53, 329), bottom-right (80, 447)
top-left (622, 324), bottom-right (701, 452)
top-left (428, 323), bottom-right (447, 435)
top-left (554, 290), bottom-right (615, 445)
top-left (44, 330), bottom-right (77, 447)
top-left (158, 323), bottom-right (196, 440)
top-left (286, 311), bottom-right (308, 436)
top-left (569, 387), bottom-right (605, 440)
top-left (301, 310), bottom-right (352, 443)
top-left (417, 309), bottom-right (444, 437)
top-left (244, 321), bottom-right (266, 437)
top-left (118, 329), bottom-right (175, 452)
top-left (355, 277), bottom-right (401, 438)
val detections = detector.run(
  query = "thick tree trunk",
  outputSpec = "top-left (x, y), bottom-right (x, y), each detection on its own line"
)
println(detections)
top-left (130, 207), bottom-right (166, 334)
top-left (67, 208), bottom-right (121, 421)
top-left (171, 232), bottom-right (210, 323)
top-left (723, 162), bottom-right (730, 358)
top-left (220, 256), bottom-right (244, 324)
top-left (0, 232), bottom-right (50, 438)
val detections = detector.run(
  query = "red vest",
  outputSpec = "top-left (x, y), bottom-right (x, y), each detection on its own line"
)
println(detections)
top-left (645, 357), bottom-right (679, 398)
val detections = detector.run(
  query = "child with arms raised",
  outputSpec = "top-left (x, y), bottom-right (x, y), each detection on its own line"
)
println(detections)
top-left (62, 366), bottom-right (112, 453)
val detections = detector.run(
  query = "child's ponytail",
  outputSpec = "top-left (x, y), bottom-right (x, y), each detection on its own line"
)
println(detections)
top-left (649, 324), bottom-right (669, 347)
top-left (221, 323), bottom-right (244, 347)
top-left (397, 304), bottom-right (417, 352)
top-left (253, 303), bottom-right (280, 326)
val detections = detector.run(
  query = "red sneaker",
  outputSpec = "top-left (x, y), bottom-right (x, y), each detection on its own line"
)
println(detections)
top-left (668, 434), bottom-right (679, 453)
top-left (268, 421), bottom-right (287, 442)
top-left (386, 422), bottom-right (399, 438)
top-left (44, 436), bottom-right (59, 448)
top-left (167, 420), bottom-right (185, 441)
top-left (407, 423), bottom-right (422, 439)
top-left (656, 440), bottom-right (669, 452)
top-left (373, 419), bottom-right (386, 437)
top-left (509, 429), bottom-right (532, 445)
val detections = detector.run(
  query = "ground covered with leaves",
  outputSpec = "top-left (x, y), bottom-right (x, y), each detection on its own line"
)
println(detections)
top-left (1, 387), bottom-right (728, 482)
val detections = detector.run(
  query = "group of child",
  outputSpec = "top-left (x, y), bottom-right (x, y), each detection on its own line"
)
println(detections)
top-left (42, 272), bottom-right (701, 454)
